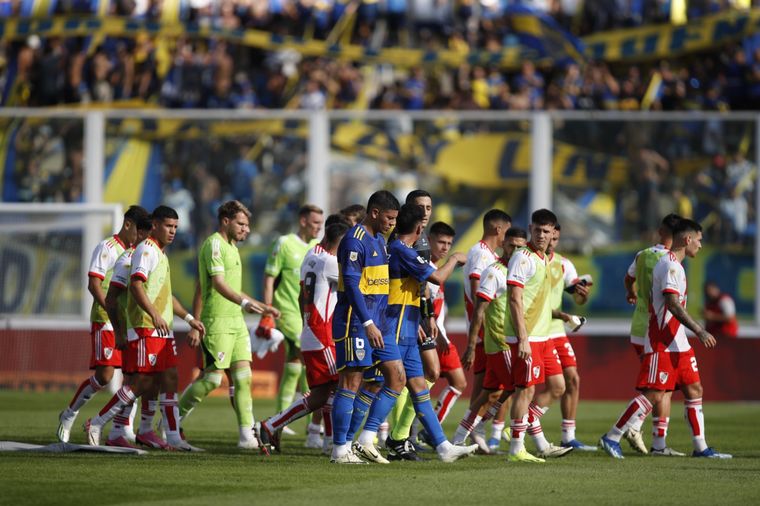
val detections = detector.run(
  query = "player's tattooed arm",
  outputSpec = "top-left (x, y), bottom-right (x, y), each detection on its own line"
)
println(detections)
top-left (664, 293), bottom-right (716, 349)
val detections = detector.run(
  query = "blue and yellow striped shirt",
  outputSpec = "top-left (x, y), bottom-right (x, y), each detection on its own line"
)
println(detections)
top-left (332, 224), bottom-right (390, 342)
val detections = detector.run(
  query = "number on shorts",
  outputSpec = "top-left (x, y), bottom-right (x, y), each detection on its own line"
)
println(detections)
top-left (690, 356), bottom-right (698, 372)
top-left (564, 342), bottom-right (575, 357)
top-left (172, 341), bottom-right (177, 356)
top-left (355, 338), bottom-right (365, 350)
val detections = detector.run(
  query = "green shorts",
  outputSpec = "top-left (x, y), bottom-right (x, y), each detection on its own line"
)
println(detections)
top-left (277, 313), bottom-right (303, 346)
top-left (202, 317), bottom-right (251, 370)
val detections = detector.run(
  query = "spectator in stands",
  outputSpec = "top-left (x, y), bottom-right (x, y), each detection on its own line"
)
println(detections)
top-left (703, 281), bottom-right (739, 339)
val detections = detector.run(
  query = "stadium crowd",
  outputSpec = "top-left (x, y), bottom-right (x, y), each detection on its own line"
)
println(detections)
top-left (0, 1), bottom-right (757, 246)
top-left (2, 1), bottom-right (760, 110)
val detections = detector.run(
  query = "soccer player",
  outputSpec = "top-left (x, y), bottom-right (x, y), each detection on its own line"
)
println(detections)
top-left (600, 219), bottom-right (731, 459)
top-left (622, 213), bottom-right (681, 455)
top-left (353, 203), bottom-right (477, 464)
top-left (339, 204), bottom-right (366, 226)
top-left (260, 221), bottom-right (351, 453)
top-left (57, 205), bottom-right (149, 443)
top-left (414, 222), bottom-right (470, 454)
top-left (262, 204), bottom-right (324, 436)
top-left (386, 190), bottom-right (441, 453)
top-left (527, 224), bottom-right (593, 454)
top-left (451, 227), bottom-right (527, 452)
top-left (505, 209), bottom-right (557, 463)
top-left (178, 200), bottom-right (277, 449)
top-left (330, 190), bottom-right (400, 464)
top-left (461, 209), bottom-right (511, 446)
top-left (85, 206), bottom-right (205, 451)
top-left (103, 213), bottom-right (165, 448)
top-left (428, 222), bottom-right (467, 425)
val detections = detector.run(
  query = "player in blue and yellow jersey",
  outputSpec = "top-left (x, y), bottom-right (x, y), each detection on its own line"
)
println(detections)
top-left (352, 203), bottom-right (478, 464)
top-left (330, 191), bottom-right (400, 464)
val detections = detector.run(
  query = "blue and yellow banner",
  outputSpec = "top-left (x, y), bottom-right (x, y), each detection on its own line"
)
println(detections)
top-left (584, 8), bottom-right (760, 62)
top-left (505, 5), bottom-right (585, 64)
top-left (430, 131), bottom-right (630, 190)
top-left (2, 8), bottom-right (758, 69)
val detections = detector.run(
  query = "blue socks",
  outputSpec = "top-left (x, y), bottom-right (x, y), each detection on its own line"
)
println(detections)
top-left (412, 389), bottom-right (446, 447)
top-left (362, 386), bottom-right (401, 434)
top-left (331, 388), bottom-right (356, 446)
top-left (346, 388), bottom-right (376, 441)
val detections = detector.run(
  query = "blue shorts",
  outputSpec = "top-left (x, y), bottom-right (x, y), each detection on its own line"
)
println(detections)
top-left (335, 333), bottom-right (401, 371)
top-left (399, 336), bottom-right (424, 379)
top-left (335, 335), bottom-right (373, 371)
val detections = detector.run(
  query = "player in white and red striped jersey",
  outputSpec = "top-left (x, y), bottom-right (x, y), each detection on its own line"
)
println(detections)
top-left (260, 221), bottom-right (350, 454)
top-left (600, 219), bottom-right (731, 459)
top-left (426, 222), bottom-right (467, 426)
top-left (460, 209), bottom-right (511, 446)
top-left (620, 213), bottom-right (681, 455)
top-left (57, 205), bottom-right (150, 444)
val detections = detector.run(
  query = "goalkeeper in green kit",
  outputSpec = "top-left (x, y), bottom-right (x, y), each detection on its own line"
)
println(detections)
top-left (179, 200), bottom-right (279, 449)
top-left (261, 204), bottom-right (324, 439)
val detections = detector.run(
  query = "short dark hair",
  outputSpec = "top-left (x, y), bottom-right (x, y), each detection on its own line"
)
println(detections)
top-left (405, 190), bottom-right (432, 205)
top-left (367, 190), bottom-right (400, 213)
top-left (661, 213), bottom-right (682, 234)
top-left (554, 223), bottom-right (562, 232)
top-left (673, 218), bottom-right (702, 237)
top-left (395, 203), bottom-right (425, 235)
top-left (323, 222), bottom-right (350, 247)
top-left (429, 221), bottom-right (456, 238)
top-left (340, 204), bottom-right (366, 222)
top-left (124, 205), bottom-right (149, 224)
top-left (506, 227), bottom-right (528, 239)
top-left (136, 214), bottom-right (153, 231)
top-left (299, 204), bottom-right (323, 218)
top-left (325, 213), bottom-right (351, 228)
top-left (218, 200), bottom-right (251, 223)
top-left (483, 209), bottom-right (511, 228)
top-left (531, 209), bottom-right (557, 226)
top-left (152, 205), bottom-right (179, 221)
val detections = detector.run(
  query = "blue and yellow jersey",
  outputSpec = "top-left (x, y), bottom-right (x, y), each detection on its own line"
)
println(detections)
top-left (386, 239), bottom-right (436, 343)
top-left (332, 224), bottom-right (390, 342)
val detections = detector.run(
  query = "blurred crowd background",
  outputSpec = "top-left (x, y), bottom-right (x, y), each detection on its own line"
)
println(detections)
top-left (0, 1), bottom-right (757, 248)
top-left (2, 1), bottom-right (760, 112)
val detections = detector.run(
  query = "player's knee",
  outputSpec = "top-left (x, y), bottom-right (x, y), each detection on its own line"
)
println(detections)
top-left (339, 371), bottom-right (362, 391)
top-left (161, 369), bottom-right (179, 392)
top-left (308, 386), bottom-right (330, 407)
top-left (686, 382), bottom-right (703, 399)
top-left (424, 366), bottom-right (440, 384)
top-left (95, 367), bottom-right (114, 385)
top-left (451, 375), bottom-right (467, 392)
top-left (387, 366), bottom-right (406, 391)
top-left (231, 366), bottom-right (252, 388)
top-left (565, 372), bottom-right (580, 393)
top-left (205, 371), bottom-right (224, 389)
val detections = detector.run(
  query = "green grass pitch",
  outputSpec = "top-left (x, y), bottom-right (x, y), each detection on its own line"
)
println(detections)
top-left (1, 391), bottom-right (759, 505)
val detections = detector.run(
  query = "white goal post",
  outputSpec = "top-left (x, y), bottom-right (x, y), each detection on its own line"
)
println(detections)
top-left (0, 202), bottom-right (123, 328)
